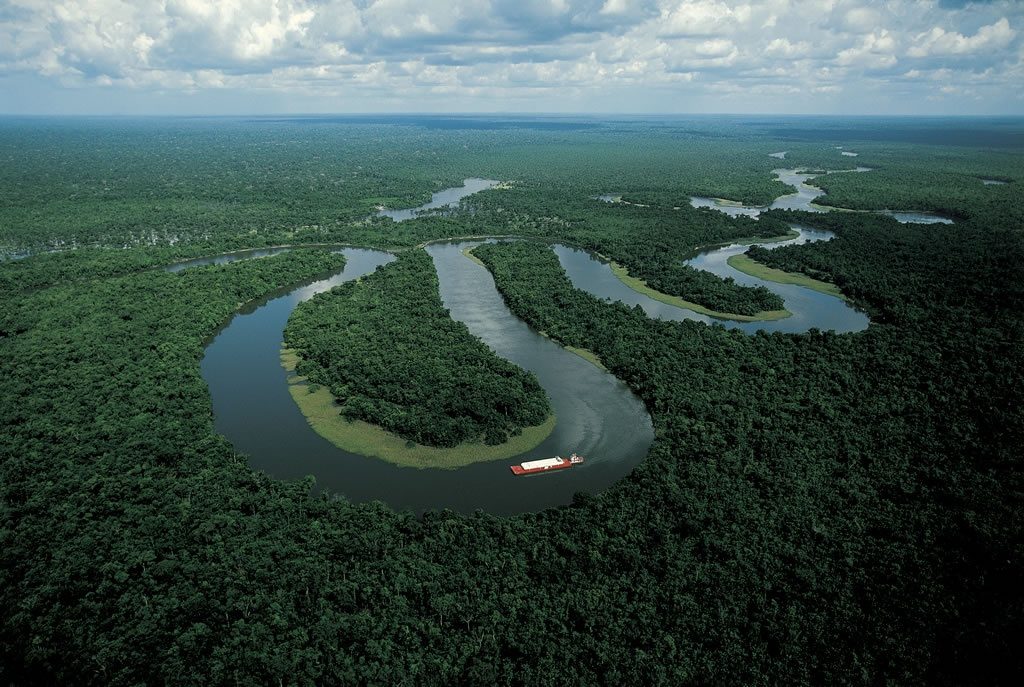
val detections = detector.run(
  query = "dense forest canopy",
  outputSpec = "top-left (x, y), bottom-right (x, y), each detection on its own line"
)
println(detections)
top-left (1, 115), bottom-right (1022, 685)
top-left (284, 249), bottom-right (551, 448)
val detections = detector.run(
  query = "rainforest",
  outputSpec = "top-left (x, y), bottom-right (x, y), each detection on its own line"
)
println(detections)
top-left (1, 115), bottom-right (1022, 686)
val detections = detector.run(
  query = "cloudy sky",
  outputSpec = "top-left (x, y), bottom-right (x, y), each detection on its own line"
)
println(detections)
top-left (1, 0), bottom-right (1021, 115)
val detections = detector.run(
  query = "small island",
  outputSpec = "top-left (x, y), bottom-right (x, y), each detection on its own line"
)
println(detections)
top-left (283, 249), bottom-right (554, 468)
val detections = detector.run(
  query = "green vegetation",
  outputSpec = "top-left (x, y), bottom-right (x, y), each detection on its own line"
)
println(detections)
top-left (608, 259), bottom-right (791, 321)
top-left (0, 118), bottom-right (801, 316)
top-left (465, 186), bottom-right (793, 315)
top-left (473, 223), bottom-right (1023, 687)
top-left (1, 117), bottom-right (1022, 685)
top-left (282, 349), bottom-right (555, 468)
top-left (284, 250), bottom-right (552, 449)
top-left (726, 253), bottom-right (845, 298)
top-left (563, 345), bottom-right (607, 370)
top-left (460, 245), bottom-right (486, 267)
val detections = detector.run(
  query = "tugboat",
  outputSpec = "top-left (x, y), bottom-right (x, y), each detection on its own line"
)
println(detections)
top-left (510, 453), bottom-right (584, 476)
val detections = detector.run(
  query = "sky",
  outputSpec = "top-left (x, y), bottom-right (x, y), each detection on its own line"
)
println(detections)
top-left (0, 0), bottom-right (1022, 116)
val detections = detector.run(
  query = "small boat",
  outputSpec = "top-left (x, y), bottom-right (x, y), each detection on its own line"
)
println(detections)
top-left (510, 453), bottom-right (584, 476)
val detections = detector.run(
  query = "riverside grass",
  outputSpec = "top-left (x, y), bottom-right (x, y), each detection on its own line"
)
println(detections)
top-left (726, 254), bottom-right (846, 299)
top-left (281, 348), bottom-right (556, 469)
top-left (564, 345), bottom-right (607, 371)
top-left (607, 261), bottom-right (791, 322)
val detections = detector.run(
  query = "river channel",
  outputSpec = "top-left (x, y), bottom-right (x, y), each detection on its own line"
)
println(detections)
top-left (554, 226), bottom-right (869, 334)
top-left (377, 178), bottom-right (500, 221)
top-left (188, 170), bottom-right (887, 513)
top-left (688, 167), bottom-right (954, 224)
top-left (579, 166), bottom-right (876, 333)
top-left (192, 241), bottom-right (653, 515)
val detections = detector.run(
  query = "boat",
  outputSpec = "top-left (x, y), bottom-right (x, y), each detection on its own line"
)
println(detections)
top-left (510, 453), bottom-right (584, 476)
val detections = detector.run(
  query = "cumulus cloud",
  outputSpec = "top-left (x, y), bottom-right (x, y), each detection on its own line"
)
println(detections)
top-left (0, 0), bottom-right (1021, 113)
top-left (837, 30), bottom-right (898, 69)
top-left (908, 17), bottom-right (1016, 57)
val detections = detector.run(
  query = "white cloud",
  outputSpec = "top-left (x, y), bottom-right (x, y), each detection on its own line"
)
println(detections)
top-left (600, 0), bottom-right (629, 14)
top-left (764, 38), bottom-right (810, 58)
top-left (659, 1), bottom-right (753, 37)
top-left (843, 7), bottom-right (882, 34)
top-left (836, 30), bottom-right (898, 69)
top-left (0, 0), bottom-right (1020, 113)
top-left (908, 17), bottom-right (1016, 57)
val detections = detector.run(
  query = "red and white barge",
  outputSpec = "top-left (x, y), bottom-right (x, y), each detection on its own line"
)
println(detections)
top-left (510, 453), bottom-right (584, 476)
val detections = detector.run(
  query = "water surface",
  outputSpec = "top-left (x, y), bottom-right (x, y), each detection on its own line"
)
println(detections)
top-left (688, 167), bottom-right (954, 224)
top-left (193, 243), bottom-right (652, 515)
top-left (690, 167), bottom-right (870, 219)
top-left (556, 227), bottom-right (869, 335)
top-left (377, 178), bottom-right (499, 221)
top-left (166, 247), bottom-right (291, 273)
top-left (883, 211), bottom-right (955, 225)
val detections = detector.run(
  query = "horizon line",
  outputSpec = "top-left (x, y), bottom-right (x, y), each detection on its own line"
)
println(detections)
top-left (3, 112), bottom-right (1024, 119)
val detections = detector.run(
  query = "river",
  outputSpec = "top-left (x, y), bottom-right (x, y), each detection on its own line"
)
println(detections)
top-left (187, 170), bottom-right (884, 513)
top-left (192, 242), bottom-right (652, 515)
top-left (688, 166), bottom-right (954, 224)
top-left (377, 178), bottom-right (500, 221)
top-left (554, 226), bottom-right (869, 335)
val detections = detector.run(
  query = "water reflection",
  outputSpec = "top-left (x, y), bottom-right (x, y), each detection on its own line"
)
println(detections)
top-left (555, 225), bottom-right (869, 335)
top-left (377, 178), bottom-right (500, 222)
top-left (197, 242), bottom-right (653, 515)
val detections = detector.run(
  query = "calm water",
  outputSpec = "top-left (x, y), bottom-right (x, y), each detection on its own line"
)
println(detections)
top-left (556, 226), bottom-right (869, 335)
top-left (689, 167), bottom-right (871, 219)
top-left (185, 168), bottom-right (887, 511)
top-left (166, 247), bottom-right (291, 273)
top-left (981, 179), bottom-right (1008, 186)
top-left (688, 167), bottom-right (953, 224)
top-left (192, 243), bottom-right (652, 515)
top-left (377, 178), bottom-right (500, 221)
top-left (884, 211), bottom-right (955, 224)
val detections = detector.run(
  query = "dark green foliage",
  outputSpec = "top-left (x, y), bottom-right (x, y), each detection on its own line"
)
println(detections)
top-left (1, 118), bottom-right (1022, 686)
top-left (284, 250), bottom-right (550, 446)
top-left (462, 186), bottom-right (790, 315)
top-left (473, 231), bottom-right (1023, 686)
top-left (0, 118), bottom-right (803, 315)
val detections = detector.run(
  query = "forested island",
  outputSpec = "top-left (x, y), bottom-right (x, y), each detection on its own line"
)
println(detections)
top-left (1, 115), bottom-right (1022, 686)
top-left (283, 249), bottom-right (553, 465)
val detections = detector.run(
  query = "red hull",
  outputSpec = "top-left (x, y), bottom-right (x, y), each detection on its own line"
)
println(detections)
top-left (510, 461), bottom-right (575, 476)
top-left (510, 455), bottom-right (584, 476)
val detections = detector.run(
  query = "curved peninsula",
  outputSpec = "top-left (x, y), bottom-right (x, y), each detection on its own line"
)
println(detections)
top-left (283, 250), bottom-right (554, 468)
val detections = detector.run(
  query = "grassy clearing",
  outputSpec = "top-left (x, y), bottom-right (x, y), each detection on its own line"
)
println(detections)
top-left (726, 254), bottom-right (845, 298)
top-left (608, 262), bottom-right (791, 322)
top-left (281, 349), bottom-right (556, 469)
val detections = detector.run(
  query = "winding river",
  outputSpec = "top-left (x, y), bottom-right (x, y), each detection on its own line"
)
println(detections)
top-left (689, 167), bottom-right (954, 224)
top-left (183, 169), bottom-right (897, 513)
top-left (554, 226), bottom-right (869, 334)
top-left (192, 242), bottom-right (652, 515)
top-left (377, 178), bottom-right (500, 221)
top-left (576, 166), bottom-right (877, 333)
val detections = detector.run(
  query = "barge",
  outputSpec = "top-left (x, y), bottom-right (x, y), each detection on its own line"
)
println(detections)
top-left (510, 453), bottom-right (584, 476)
